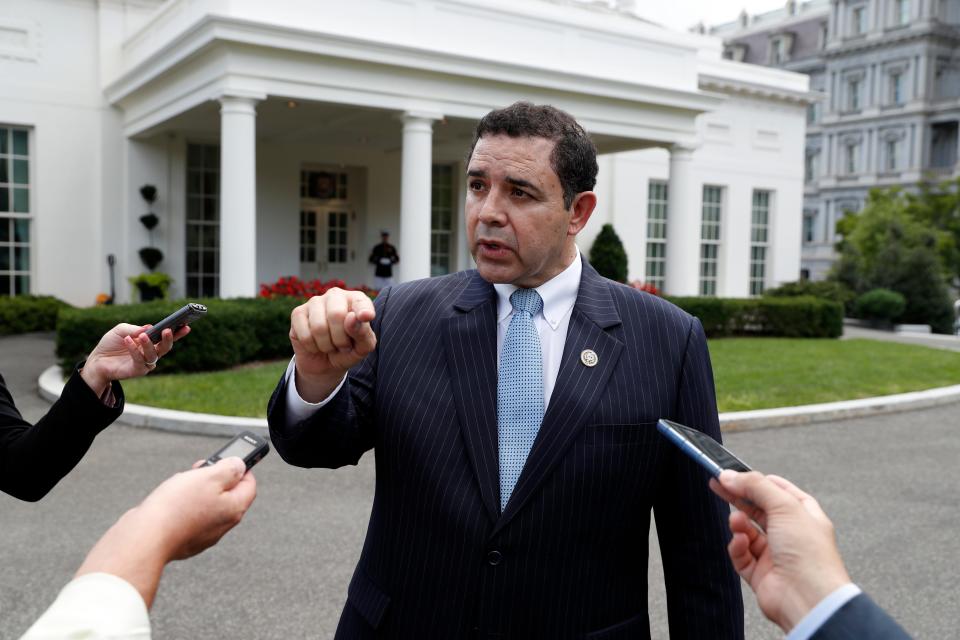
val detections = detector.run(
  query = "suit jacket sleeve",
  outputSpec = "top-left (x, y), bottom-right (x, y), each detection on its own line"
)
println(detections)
top-left (267, 288), bottom-right (389, 469)
top-left (810, 593), bottom-right (912, 640)
top-left (0, 366), bottom-right (123, 502)
top-left (653, 317), bottom-right (745, 639)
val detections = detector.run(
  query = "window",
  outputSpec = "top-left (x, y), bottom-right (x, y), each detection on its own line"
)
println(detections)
top-left (750, 190), bottom-right (772, 296)
top-left (895, 0), bottom-right (910, 25)
top-left (845, 142), bottom-right (859, 174)
top-left (771, 38), bottom-right (786, 65)
top-left (851, 5), bottom-right (866, 34)
top-left (326, 211), bottom-right (348, 264)
top-left (930, 121), bottom-right (959, 168)
top-left (185, 144), bottom-right (220, 298)
top-left (807, 102), bottom-right (820, 125)
top-left (699, 186), bottom-right (723, 296)
top-left (300, 210), bottom-right (317, 263)
top-left (805, 152), bottom-right (818, 183)
top-left (431, 164), bottom-right (454, 276)
top-left (803, 211), bottom-right (815, 244)
top-left (885, 139), bottom-right (900, 171)
top-left (0, 126), bottom-right (30, 295)
top-left (645, 181), bottom-right (668, 291)
top-left (847, 78), bottom-right (862, 111)
top-left (890, 72), bottom-right (904, 105)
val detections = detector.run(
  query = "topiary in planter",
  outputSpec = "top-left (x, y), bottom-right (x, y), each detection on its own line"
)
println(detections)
top-left (589, 223), bottom-right (628, 283)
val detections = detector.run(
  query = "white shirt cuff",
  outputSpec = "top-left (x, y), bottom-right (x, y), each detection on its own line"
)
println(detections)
top-left (21, 572), bottom-right (151, 639)
top-left (284, 356), bottom-right (347, 426)
top-left (786, 583), bottom-right (862, 640)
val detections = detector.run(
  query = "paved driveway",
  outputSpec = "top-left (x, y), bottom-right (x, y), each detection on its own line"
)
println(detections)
top-left (1, 333), bottom-right (958, 638)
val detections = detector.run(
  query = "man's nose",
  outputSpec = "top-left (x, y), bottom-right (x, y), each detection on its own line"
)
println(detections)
top-left (477, 189), bottom-right (508, 226)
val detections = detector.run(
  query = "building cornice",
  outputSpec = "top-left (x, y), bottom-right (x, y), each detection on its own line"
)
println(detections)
top-left (104, 13), bottom-right (722, 116)
top-left (824, 23), bottom-right (960, 58)
top-left (699, 73), bottom-right (820, 104)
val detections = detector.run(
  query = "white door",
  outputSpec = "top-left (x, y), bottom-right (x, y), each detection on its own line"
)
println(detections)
top-left (299, 206), bottom-right (354, 283)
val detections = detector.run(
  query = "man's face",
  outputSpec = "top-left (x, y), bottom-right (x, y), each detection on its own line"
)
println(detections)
top-left (466, 134), bottom-right (591, 288)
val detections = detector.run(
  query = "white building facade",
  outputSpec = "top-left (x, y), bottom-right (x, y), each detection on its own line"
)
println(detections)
top-left (0, 0), bottom-right (812, 305)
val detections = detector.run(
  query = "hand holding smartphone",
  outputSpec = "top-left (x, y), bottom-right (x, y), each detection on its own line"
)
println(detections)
top-left (202, 431), bottom-right (270, 471)
top-left (146, 303), bottom-right (207, 343)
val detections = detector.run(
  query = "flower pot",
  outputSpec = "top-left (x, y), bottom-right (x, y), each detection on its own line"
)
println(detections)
top-left (137, 282), bottom-right (165, 302)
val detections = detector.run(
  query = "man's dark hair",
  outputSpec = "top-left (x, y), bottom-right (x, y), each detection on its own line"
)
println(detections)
top-left (467, 102), bottom-right (598, 209)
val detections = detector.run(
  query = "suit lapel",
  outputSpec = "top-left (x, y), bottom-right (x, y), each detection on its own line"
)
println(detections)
top-left (493, 263), bottom-right (624, 536)
top-left (444, 272), bottom-right (501, 524)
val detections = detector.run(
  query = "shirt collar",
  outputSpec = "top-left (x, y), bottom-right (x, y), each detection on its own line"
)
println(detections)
top-left (493, 246), bottom-right (582, 331)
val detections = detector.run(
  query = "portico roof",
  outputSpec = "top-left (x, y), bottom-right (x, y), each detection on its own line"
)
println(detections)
top-left (103, 0), bottom-right (725, 148)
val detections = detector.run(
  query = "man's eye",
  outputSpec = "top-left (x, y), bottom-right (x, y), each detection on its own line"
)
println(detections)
top-left (511, 188), bottom-right (527, 198)
top-left (469, 181), bottom-right (485, 191)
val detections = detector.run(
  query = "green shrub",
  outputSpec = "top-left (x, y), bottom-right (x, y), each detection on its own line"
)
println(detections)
top-left (764, 279), bottom-right (855, 309)
top-left (853, 288), bottom-right (906, 322)
top-left (0, 295), bottom-right (72, 336)
top-left (56, 297), bottom-right (299, 373)
top-left (589, 224), bottom-right (628, 283)
top-left (666, 296), bottom-right (843, 338)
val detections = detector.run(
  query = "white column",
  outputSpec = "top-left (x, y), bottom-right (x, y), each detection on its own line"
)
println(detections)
top-left (398, 112), bottom-right (439, 282)
top-left (664, 144), bottom-right (700, 297)
top-left (218, 95), bottom-right (260, 298)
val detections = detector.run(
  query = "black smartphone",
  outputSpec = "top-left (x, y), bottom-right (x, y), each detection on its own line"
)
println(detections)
top-left (202, 431), bottom-right (270, 471)
top-left (145, 302), bottom-right (207, 343)
top-left (657, 418), bottom-right (751, 477)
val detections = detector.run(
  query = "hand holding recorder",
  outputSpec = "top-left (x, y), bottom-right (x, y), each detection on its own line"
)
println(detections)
top-left (709, 471), bottom-right (852, 634)
top-left (288, 288), bottom-right (377, 403)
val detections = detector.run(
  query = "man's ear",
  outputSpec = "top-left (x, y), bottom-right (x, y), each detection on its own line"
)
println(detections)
top-left (567, 191), bottom-right (597, 236)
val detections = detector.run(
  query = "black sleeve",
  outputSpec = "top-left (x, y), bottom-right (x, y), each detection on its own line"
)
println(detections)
top-left (654, 318), bottom-right (745, 639)
top-left (0, 366), bottom-right (123, 502)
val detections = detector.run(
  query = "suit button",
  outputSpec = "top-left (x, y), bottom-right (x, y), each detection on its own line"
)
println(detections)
top-left (487, 550), bottom-right (503, 566)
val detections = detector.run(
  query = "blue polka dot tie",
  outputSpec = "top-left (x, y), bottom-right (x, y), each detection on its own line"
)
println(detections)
top-left (498, 288), bottom-right (544, 512)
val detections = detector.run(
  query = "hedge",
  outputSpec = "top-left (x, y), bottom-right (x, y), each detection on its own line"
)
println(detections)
top-left (0, 295), bottom-right (72, 336)
top-left (666, 296), bottom-right (843, 338)
top-left (56, 297), bottom-right (299, 374)
top-left (55, 293), bottom-right (843, 374)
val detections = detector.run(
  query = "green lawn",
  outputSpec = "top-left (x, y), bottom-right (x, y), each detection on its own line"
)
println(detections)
top-left (120, 338), bottom-right (960, 417)
top-left (710, 338), bottom-right (960, 412)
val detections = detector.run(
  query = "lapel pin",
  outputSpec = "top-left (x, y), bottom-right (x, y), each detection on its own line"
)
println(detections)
top-left (580, 349), bottom-right (598, 367)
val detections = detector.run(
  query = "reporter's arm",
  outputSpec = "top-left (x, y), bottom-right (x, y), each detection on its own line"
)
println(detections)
top-left (0, 368), bottom-right (123, 502)
top-left (20, 458), bottom-right (255, 639)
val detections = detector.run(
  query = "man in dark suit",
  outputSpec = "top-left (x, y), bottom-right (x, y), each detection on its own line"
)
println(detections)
top-left (711, 470), bottom-right (912, 640)
top-left (268, 102), bottom-right (743, 638)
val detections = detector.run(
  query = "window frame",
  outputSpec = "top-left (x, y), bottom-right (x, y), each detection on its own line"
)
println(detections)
top-left (0, 125), bottom-right (33, 296)
top-left (645, 180), bottom-right (669, 291)
top-left (699, 185), bottom-right (723, 296)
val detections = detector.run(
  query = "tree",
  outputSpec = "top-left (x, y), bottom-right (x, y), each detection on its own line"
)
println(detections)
top-left (904, 177), bottom-right (960, 290)
top-left (830, 188), bottom-right (955, 333)
top-left (589, 223), bottom-right (628, 283)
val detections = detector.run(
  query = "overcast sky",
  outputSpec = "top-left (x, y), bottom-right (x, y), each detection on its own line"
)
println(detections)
top-left (634, 1), bottom-right (789, 31)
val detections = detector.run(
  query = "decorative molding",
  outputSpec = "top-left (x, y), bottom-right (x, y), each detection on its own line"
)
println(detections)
top-left (0, 17), bottom-right (40, 62)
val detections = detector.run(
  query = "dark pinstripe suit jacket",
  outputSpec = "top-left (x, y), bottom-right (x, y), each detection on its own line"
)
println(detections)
top-left (811, 593), bottom-right (912, 640)
top-left (268, 261), bottom-right (744, 639)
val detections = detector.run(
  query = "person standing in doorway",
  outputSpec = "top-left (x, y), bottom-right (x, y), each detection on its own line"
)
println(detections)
top-left (368, 230), bottom-right (399, 290)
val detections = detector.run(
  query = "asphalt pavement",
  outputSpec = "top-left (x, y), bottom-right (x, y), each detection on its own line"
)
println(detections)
top-left (1, 333), bottom-right (959, 638)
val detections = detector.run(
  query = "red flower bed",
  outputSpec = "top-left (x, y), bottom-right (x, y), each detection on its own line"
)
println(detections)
top-left (259, 276), bottom-right (378, 300)
top-left (629, 281), bottom-right (660, 296)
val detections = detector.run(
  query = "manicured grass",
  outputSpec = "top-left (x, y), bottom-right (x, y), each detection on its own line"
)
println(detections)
top-left (122, 361), bottom-right (289, 418)
top-left (120, 338), bottom-right (960, 416)
top-left (711, 338), bottom-right (960, 412)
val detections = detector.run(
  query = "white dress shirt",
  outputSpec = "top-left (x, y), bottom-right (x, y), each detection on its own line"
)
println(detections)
top-left (285, 248), bottom-right (583, 422)
top-left (785, 583), bottom-right (862, 640)
top-left (21, 573), bottom-right (151, 639)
